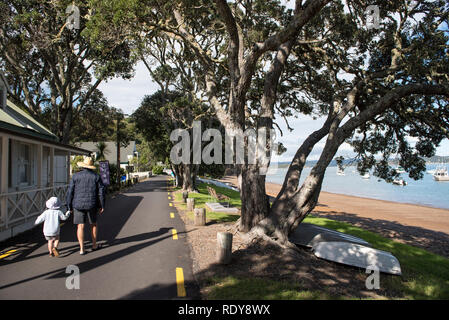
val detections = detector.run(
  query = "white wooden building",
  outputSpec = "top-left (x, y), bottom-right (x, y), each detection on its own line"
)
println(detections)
top-left (0, 74), bottom-right (90, 241)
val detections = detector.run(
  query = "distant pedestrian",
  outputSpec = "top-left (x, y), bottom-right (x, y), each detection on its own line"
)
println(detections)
top-left (67, 157), bottom-right (106, 255)
top-left (35, 197), bottom-right (70, 257)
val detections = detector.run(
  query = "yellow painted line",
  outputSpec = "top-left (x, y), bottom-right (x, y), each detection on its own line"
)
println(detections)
top-left (0, 249), bottom-right (17, 260)
top-left (168, 196), bottom-right (171, 200)
top-left (176, 268), bottom-right (186, 297)
top-left (170, 212), bottom-right (175, 219)
top-left (172, 229), bottom-right (178, 240)
top-left (169, 203), bottom-right (173, 207)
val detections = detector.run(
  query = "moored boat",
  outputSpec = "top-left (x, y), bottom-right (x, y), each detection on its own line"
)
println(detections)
top-left (433, 165), bottom-right (449, 181)
top-left (395, 166), bottom-right (405, 174)
top-left (393, 178), bottom-right (407, 186)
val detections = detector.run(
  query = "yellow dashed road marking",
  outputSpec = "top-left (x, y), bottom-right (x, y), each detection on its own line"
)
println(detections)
top-left (172, 229), bottom-right (178, 240)
top-left (169, 203), bottom-right (173, 207)
top-left (176, 268), bottom-right (186, 297)
top-left (0, 250), bottom-right (17, 260)
top-left (170, 212), bottom-right (175, 219)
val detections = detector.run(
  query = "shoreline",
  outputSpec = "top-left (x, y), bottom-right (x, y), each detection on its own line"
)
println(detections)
top-left (317, 190), bottom-right (449, 212)
top-left (218, 175), bottom-right (449, 235)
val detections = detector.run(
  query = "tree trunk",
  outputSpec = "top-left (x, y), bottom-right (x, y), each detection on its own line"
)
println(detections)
top-left (171, 164), bottom-right (183, 188)
top-left (181, 164), bottom-right (196, 192)
top-left (61, 107), bottom-right (73, 144)
top-left (239, 164), bottom-right (270, 232)
top-left (261, 179), bottom-right (322, 243)
top-left (262, 119), bottom-right (343, 243)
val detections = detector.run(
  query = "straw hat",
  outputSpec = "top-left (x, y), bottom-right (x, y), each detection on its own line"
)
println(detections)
top-left (46, 197), bottom-right (61, 210)
top-left (77, 157), bottom-right (96, 170)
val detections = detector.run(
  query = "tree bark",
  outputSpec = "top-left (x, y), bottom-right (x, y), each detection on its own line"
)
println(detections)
top-left (180, 164), bottom-right (198, 192)
top-left (239, 164), bottom-right (270, 232)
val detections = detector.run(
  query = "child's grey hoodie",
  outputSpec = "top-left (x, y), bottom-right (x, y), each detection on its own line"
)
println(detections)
top-left (35, 209), bottom-right (70, 237)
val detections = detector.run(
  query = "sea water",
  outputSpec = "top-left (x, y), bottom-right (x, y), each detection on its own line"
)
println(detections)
top-left (266, 164), bottom-right (449, 210)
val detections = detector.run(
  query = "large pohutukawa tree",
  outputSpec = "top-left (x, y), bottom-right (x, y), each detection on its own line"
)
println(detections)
top-left (87, 0), bottom-right (449, 246)
top-left (0, 0), bottom-right (134, 143)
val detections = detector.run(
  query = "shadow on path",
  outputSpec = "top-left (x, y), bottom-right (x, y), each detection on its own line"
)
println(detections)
top-left (0, 186), bottom-right (144, 265)
top-left (0, 228), bottom-right (189, 291)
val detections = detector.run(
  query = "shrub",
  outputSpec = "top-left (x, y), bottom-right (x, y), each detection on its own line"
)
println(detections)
top-left (109, 163), bottom-right (126, 185)
top-left (152, 165), bottom-right (164, 175)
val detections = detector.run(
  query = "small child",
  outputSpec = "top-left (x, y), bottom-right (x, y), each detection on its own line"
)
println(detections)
top-left (35, 197), bottom-right (70, 257)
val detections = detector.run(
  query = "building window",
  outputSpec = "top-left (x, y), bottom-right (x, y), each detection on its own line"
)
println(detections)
top-left (54, 150), bottom-right (68, 185)
top-left (18, 143), bottom-right (31, 185)
top-left (10, 140), bottom-right (36, 189)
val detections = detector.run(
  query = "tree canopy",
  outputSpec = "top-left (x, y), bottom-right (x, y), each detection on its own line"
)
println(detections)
top-left (0, 0), bottom-right (135, 143)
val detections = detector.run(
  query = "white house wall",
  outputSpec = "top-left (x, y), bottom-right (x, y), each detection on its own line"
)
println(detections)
top-left (0, 132), bottom-right (85, 241)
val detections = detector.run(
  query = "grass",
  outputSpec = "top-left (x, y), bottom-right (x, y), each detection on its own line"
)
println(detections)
top-left (173, 182), bottom-right (241, 224)
top-left (204, 276), bottom-right (342, 300)
top-left (171, 179), bottom-right (449, 299)
top-left (303, 216), bottom-right (449, 299)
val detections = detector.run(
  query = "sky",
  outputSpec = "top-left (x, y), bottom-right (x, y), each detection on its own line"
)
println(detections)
top-left (98, 61), bottom-right (449, 163)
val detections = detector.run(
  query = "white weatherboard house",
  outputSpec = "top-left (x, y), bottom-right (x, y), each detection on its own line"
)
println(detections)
top-left (0, 73), bottom-right (90, 241)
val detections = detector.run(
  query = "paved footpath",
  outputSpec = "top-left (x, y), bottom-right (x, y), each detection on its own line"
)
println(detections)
top-left (0, 176), bottom-right (199, 299)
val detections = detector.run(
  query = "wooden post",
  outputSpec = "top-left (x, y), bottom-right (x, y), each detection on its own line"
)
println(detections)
top-left (1, 136), bottom-right (9, 227)
top-left (194, 208), bottom-right (206, 226)
top-left (217, 232), bottom-right (233, 264)
top-left (36, 144), bottom-right (42, 188)
top-left (186, 198), bottom-right (195, 211)
top-left (49, 147), bottom-right (54, 187)
top-left (182, 191), bottom-right (189, 203)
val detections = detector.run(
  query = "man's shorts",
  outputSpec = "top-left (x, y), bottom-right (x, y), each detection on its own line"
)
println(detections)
top-left (73, 208), bottom-right (98, 225)
top-left (45, 235), bottom-right (59, 241)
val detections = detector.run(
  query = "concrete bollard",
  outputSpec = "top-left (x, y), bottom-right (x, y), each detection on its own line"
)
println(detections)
top-left (194, 208), bottom-right (206, 226)
top-left (187, 198), bottom-right (195, 211)
top-left (217, 232), bottom-right (233, 264)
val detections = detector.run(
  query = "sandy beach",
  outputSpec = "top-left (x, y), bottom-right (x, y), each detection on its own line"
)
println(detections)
top-left (218, 175), bottom-right (449, 257)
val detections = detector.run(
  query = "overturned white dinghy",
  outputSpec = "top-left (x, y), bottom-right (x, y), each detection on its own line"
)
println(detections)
top-left (289, 223), bottom-right (371, 248)
top-left (313, 241), bottom-right (402, 275)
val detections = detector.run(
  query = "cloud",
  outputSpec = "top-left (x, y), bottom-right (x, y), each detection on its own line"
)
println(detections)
top-left (98, 61), bottom-right (159, 115)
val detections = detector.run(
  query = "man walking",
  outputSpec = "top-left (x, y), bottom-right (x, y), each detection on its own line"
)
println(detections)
top-left (67, 157), bottom-right (105, 255)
